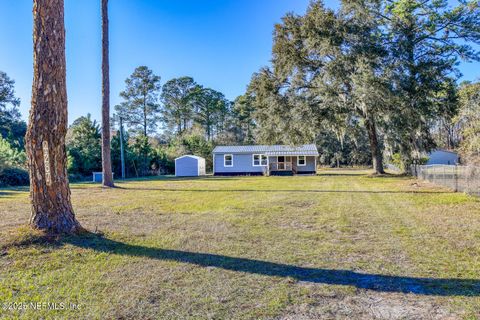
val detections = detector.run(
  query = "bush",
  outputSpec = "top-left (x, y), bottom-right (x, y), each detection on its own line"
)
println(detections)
top-left (390, 153), bottom-right (405, 172)
top-left (0, 167), bottom-right (29, 187)
top-left (0, 136), bottom-right (26, 171)
top-left (390, 153), bottom-right (429, 173)
top-left (417, 157), bottom-right (429, 165)
top-left (68, 173), bottom-right (89, 182)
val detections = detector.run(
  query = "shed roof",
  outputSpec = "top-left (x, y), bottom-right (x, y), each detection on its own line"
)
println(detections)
top-left (213, 144), bottom-right (319, 156)
top-left (175, 155), bottom-right (205, 161)
top-left (429, 149), bottom-right (458, 155)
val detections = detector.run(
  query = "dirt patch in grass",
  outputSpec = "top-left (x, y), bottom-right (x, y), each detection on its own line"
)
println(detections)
top-left (278, 289), bottom-right (457, 320)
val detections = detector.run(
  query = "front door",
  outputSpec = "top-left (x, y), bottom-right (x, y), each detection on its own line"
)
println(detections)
top-left (277, 156), bottom-right (285, 170)
top-left (277, 156), bottom-right (291, 170)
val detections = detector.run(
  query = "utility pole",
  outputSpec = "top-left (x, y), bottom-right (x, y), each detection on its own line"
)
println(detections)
top-left (119, 116), bottom-right (126, 179)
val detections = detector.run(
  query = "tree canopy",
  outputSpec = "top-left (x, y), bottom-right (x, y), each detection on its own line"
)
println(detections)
top-left (456, 81), bottom-right (480, 165)
top-left (66, 114), bottom-right (102, 176)
top-left (161, 76), bottom-right (198, 134)
top-left (116, 66), bottom-right (162, 136)
top-left (0, 71), bottom-right (26, 150)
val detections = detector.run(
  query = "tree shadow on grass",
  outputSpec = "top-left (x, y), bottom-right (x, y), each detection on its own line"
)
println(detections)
top-left (51, 233), bottom-right (480, 297)
top-left (150, 175), bottom-right (247, 181)
top-left (0, 187), bottom-right (29, 197)
top-left (317, 173), bottom-right (371, 177)
top-left (318, 172), bottom-right (412, 179)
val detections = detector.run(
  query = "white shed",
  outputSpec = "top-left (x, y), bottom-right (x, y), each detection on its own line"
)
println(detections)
top-left (175, 155), bottom-right (206, 177)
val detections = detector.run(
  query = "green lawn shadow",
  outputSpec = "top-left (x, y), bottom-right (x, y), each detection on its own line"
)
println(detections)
top-left (13, 232), bottom-right (478, 297)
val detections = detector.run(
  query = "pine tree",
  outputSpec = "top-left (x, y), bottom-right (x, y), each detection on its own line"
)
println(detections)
top-left (26, 0), bottom-right (81, 233)
top-left (101, 0), bottom-right (114, 187)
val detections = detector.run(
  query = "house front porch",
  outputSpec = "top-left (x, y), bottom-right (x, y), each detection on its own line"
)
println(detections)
top-left (266, 155), bottom-right (317, 176)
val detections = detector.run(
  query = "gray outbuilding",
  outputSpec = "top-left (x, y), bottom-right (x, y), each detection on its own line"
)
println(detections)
top-left (175, 155), bottom-right (206, 177)
top-left (427, 150), bottom-right (459, 165)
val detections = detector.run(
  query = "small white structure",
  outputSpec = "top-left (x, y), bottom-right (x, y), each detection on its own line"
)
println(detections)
top-left (175, 155), bottom-right (206, 177)
top-left (427, 150), bottom-right (459, 165)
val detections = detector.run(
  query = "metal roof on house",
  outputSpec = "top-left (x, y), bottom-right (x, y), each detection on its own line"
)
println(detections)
top-left (213, 144), bottom-right (319, 156)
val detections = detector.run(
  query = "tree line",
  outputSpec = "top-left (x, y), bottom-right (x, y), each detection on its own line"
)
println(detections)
top-left (66, 66), bottom-right (257, 178)
top-left (3, 71), bottom-right (479, 185)
top-left (0, 66), bottom-right (257, 184)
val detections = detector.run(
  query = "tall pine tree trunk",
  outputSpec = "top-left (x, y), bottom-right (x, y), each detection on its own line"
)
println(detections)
top-left (101, 0), bottom-right (114, 187)
top-left (364, 115), bottom-right (385, 174)
top-left (142, 102), bottom-right (148, 175)
top-left (26, 0), bottom-right (82, 233)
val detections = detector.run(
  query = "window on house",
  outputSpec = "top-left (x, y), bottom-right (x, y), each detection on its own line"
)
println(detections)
top-left (261, 155), bottom-right (268, 166)
top-left (253, 154), bottom-right (268, 166)
top-left (224, 154), bottom-right (233, 167)
top-left (298, 156), bottom-right (306, 166)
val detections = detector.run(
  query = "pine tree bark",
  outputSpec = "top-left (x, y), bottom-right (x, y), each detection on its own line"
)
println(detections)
top-left (26, 0), bottom-right (82, 233)
top-left (365, 115), bottom-right (385, 174)
top-left (101, 0), bottom-right (114, 187)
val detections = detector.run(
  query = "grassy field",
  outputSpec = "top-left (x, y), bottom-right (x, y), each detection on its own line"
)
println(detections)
top-left (0, 170), bottom-right (479, 319)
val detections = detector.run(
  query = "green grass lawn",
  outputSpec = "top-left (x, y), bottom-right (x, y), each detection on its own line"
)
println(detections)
top-left (1, 170), bottom-right (479, 319)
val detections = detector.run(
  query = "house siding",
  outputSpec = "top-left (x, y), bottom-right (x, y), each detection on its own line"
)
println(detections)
top-left (295, 156), bottom-right (316, 173)
top-left (214, 153), bottom-right (265, 174)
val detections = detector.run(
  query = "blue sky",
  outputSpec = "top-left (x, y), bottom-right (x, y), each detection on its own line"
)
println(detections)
top-left (0, 0), bottom-right (478, 124)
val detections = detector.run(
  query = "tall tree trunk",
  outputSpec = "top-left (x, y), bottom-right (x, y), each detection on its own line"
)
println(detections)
top-left (207, 121), bottom-right (211, 141)
top-left (119, 117), bottom-right (126, 179)
top-left (26, 0), bottom-right (82, 233)
top-left (143, 93), bottom-right (148, 137)
top-left (364, 115), bottom-right (385, 174)
top-left (142, 100), bottom-right (148, 175)
top-left (101, 0), bottom-right (114, 187)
